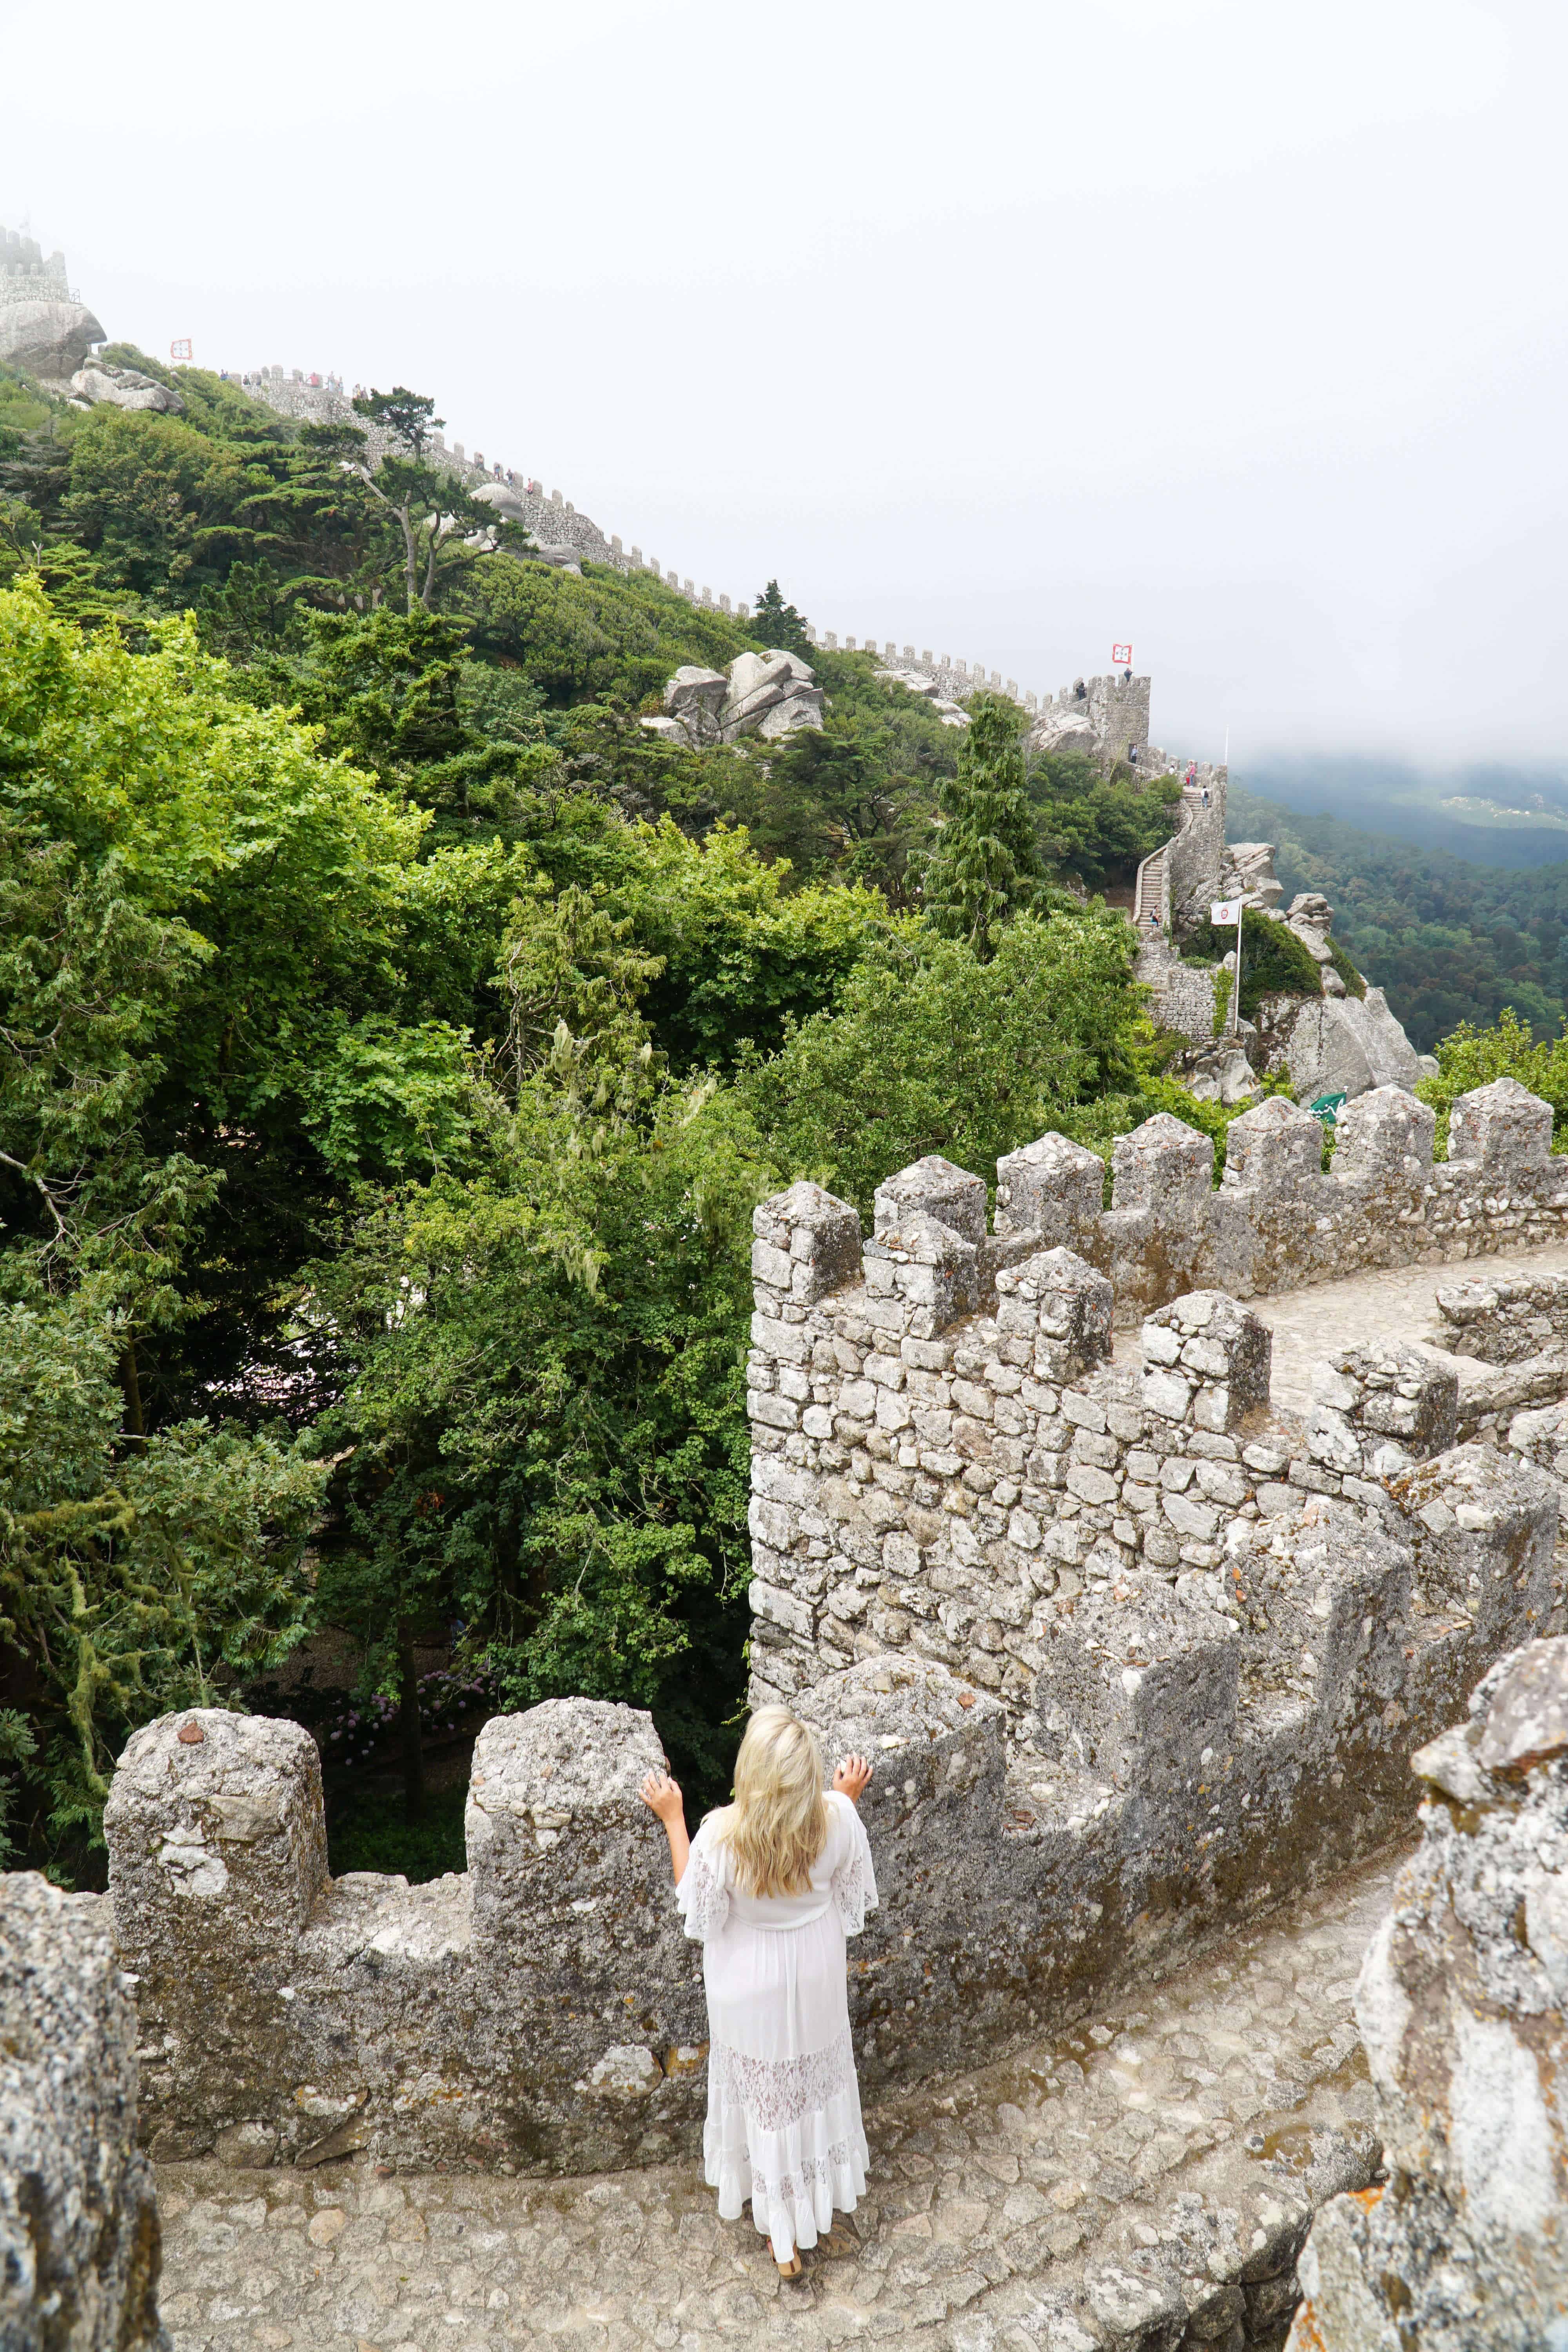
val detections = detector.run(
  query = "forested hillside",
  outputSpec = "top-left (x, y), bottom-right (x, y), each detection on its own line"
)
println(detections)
top-left (1230, 784), bottom-right (1568, 1049)
top-left (0, 354), bottom-right (1203, 1878)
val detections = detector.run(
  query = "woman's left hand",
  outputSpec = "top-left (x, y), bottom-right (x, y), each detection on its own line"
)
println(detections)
top-left (833, 1752), bottom-right (873, 1803)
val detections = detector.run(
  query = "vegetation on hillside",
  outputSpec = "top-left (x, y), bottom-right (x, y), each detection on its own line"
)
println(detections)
top-left (0, 350), bottom-right (1418, 1880)
top-left (1181, 906), bottom-right (1327, 1023)
top-left (1230, 784), bottom-right (1568, 1049)
top-left (1416, 1008), bottom-right (1568, 1156)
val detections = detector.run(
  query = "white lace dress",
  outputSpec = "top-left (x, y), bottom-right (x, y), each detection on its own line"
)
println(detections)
top-left (675, 1789), bottom-right (878, 2259)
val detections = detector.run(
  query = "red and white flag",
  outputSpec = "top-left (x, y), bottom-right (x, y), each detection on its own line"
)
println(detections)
top-left (1112, 642), bottom-right (1132, 666)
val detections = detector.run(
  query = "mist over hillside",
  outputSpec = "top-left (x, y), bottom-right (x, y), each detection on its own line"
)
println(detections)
top-left (1240, 752), bottom-right (1568, 870)
top-left (1230, 781), bottom-right (1568, 1050)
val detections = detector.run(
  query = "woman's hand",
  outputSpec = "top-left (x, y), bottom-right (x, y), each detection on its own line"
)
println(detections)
top-left (833, 1752), bottom-right (873, 1804)
top-left (640, 1768), bottom-right (690, 1887)
top-left (639, 1769), bottom-right (685, 1826)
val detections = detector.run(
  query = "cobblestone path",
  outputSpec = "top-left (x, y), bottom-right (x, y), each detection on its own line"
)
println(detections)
top-left (155, 1851), bottom-right (1396, 2352)
top-left (1111, 1238), bottom-right (1568, 1416)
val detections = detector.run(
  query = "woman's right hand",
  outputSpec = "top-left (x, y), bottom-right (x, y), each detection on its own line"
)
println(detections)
top-left (639, 1769), bottom-right (684, 1825)
top-left (833, 1752), bottom-right (873, 1804)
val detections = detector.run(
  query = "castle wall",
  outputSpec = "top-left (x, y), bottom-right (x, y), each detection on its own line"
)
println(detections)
top-left (1435, 1261), bottom-right (1568, 1365)
top-left (0, 1873), bottom-right (167, 2348)
top-left (0, 223), bottom-right (71, 300)
top-left (100, 1428), bottom-right (1562, 2180)
top-left (1134, 930), bottom-right (1220, 1036)
top-left (1165, 774), bottom-right (1228, 933)
top-left (1287, 1632), bottom-right (1568, 2351)
top-left (1080, 671), bottom-right (1153, 764)
top-left (741, 1125), bottom-right (1560, 1729)
top-left (92, 1080), bottom-right (1568, 2183)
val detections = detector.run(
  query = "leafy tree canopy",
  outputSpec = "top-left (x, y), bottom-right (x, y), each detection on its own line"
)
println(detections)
top-left (0, 350), bottom-right (1319, 1865)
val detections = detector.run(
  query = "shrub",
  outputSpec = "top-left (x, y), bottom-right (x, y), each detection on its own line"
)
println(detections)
top-left (1418, 1008), bottom-right (1568, 1156)
top-left (1181, 908), bottom-right (1323, 1021)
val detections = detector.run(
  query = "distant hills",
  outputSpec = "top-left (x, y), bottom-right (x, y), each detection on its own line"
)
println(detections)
top-left (1230, 776), bottom-right (1568, 1052)
top-left (1241, 753), bottom-right (1568, 871)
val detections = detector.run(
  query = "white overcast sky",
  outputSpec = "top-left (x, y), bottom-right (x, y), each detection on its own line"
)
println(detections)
top-left (6, 0), bottom-right (1566, 764)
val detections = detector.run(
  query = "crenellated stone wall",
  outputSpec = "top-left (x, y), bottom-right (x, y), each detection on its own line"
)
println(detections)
top-left (1002, 1076), bottom-right (1568, 1318)
top-left (743, 1080), bottom-right (1568, 1719)
top-left (83, 1079), bottom-right (1568, 2185)
top-left (97, 1433), bottom-right (1565, 2181)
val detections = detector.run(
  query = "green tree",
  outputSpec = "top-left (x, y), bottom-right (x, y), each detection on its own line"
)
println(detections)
top-left (1417, 1008), bottom-right (1568, 1154)
top-left (750, 579), bottom-right (813, 658)
top-left (349, 388), bottom-right (495, 612)
top-left (455, 553), bottom-right (757, 707)
top-left (227, 420), bottom-right (399, 615)
top-left (725, 715), bottom-right (918, 892)
top-left (310, 891), bottom-right (774, 1813)
top-left (0, 1294), bottom-right (322, 1860)
top-left (742, 909), bottom-right (1140, 1214)
top-left (916, 695), bottom-right (1047, 957)
top-left (352, 386), bottom-right (444, 461)
top-left (1029, 751), bottom-right (1181, 891)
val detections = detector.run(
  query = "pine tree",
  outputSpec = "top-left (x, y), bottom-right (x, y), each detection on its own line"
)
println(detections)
top-left (918, 696), bottom-right (1046, 959)
top-left (750, 578), bottom-right (812, 658)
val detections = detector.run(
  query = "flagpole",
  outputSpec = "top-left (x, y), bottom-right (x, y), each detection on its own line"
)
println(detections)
top-left (1232, 900), bottom-right (1243, 1034)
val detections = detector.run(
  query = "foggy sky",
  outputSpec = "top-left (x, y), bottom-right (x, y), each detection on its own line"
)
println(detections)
top-left (7, 0), bottom-right (1566, 767)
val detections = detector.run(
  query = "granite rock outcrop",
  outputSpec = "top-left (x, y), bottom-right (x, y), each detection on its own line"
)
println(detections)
top-left (69, 360), bottom-right (183, 414)
top-left (647, 649), bottom-right (826, 749)
top-left (0, 296), bottom-right (106, 379)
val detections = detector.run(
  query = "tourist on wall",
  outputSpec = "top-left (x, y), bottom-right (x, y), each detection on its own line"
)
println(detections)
top-left (641, 1710), bottom-right (877, 2278)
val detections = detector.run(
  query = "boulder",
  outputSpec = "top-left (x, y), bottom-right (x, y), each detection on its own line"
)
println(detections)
top-left (1181, 1044), bottom-right (1259, 1108)
top-left (663, 664), bottom-right (728, 746)
top-left (756, 689), bottom-right (826, 739)
top-left (721, 649), bottom-right (800, 732)
top-left (1284, 889), bottom-right (1336, 961)
top-left (467, 488), bottom-right (582, 567)
top-left (0, 296), bottom-right (105, 378)
top-left (470, 479), bottom-right (531, 524)
top-left (1261, 987), bottom-right (1423, 1102)
top-left (655, 649), bottom-right (824, 747)
top-left (69, 362), bottom-right (182, 414)
top-left (1028, 707), bottom-right (1098, 758)
top-left (1218, 841), bottom-right (1284, 909)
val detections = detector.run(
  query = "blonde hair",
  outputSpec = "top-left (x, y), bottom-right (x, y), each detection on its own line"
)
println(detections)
top-left (711, 1707), bottom-right (829, 1898)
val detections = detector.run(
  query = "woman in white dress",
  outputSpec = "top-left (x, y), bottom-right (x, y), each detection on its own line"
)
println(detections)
top-left (640, 1708), bottom-right (878, 2278)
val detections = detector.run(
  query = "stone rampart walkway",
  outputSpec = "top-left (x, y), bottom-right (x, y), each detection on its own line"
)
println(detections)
top-left (1112, 1237), bottom-right (1568, 1417)
top-left (154, 1850), bottom-right (1396, 2352)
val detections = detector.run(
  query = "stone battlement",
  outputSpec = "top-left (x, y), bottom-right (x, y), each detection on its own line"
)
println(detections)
top-left (87, 1080), bottom-right (1568, 2183)
top-left (99, 1429), bottom-right (1561, 2181)
top-left (741, 1079), bottom-right (1568, 1716)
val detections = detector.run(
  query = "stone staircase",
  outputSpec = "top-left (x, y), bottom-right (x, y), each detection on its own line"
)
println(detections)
top-left (1132, 841), bottom-right (1167, 929)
